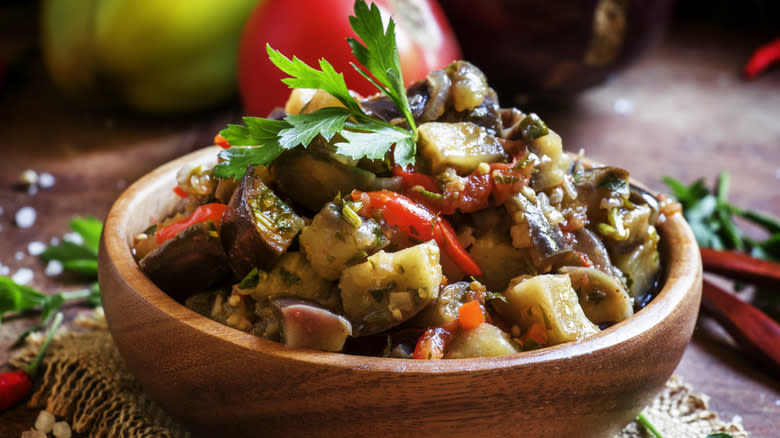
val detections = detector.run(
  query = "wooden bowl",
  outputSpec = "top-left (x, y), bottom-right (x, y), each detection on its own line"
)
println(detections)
top-left (99, 146), bottom-right (702, 438)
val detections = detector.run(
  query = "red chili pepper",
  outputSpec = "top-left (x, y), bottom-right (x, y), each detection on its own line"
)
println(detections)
top-left (744, 36), bottom-right (780, 80)
top-left (172, 186), bottom-right (188, 198)
top-left (352, 190), bottom-right (482, 276)
top-left (412, 320), bottom-right (459, 360)
top-left (155, 203), bottom-right (228, 245)
top-left (214, 134), bottom-right (231, 149)
top-left (0, 313), bottom-right (63, 412)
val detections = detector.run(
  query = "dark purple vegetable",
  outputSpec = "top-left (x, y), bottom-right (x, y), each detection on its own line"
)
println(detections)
top-left (139, 221), bottom-right (230, 301)
top-left (270, 297), bottom-right (352, 352)
top-left (221, 169), bottom-right (305, 278)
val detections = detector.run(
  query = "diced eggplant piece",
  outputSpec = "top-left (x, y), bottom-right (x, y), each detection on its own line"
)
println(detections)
top-left (446, 60), bottom-right (489, 112)
top-left (418, 122), bottom-right (508, 175)
top-left (561, 266), bottom-right (633, 325)
top-left (270, 297), bottom-right (352, 352)
top-left (506, 192), bottom-right (572, 270)
top-left (221, 169), bottom-right (305, 278)
top-left (271, 146), bottom-right (379, 212)
top-left (572, 166), bottom-right (631, 226)
top-left (469, 230), bottom-right (533, 292)
top-left (529, 129), bottom-right (569, 191)
top-left (251, 252), bottom-right (340, 311)
top-left (411, 282), bottom-right (470, 327)
top-left (339, 240), bottom-right (442, 336)
top-left (611, 226), bottom-right (662, 306)
top-left (493, 274), bottom-right (599, 346)
top-left (299, 201), bottom-right (389, 281)
top-left (572, 227), bottom-right (621, 277)
top-left (139, 222), bottom-right (230, 301)
top-left (444, 323), bottom-right (519, 358)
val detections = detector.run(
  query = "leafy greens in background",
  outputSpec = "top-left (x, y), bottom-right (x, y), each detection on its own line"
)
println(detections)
top-left (0, 216), bottom-right (102, 344)
top-left (663, 172), bottom-right (780, 261)
top-left (214, 0), bottom-right (418, 180)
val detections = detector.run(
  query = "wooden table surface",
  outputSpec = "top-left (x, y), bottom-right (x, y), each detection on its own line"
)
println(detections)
top-left (1, 8), bottom-right (779, 438)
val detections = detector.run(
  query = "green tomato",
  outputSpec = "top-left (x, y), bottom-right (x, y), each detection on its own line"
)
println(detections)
top-left (41, 0), bottom-right (260, 114)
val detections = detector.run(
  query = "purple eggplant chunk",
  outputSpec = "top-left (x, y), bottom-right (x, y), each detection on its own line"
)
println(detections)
top-left (139, 222), bottom-right (230, 301)
top-left (221, 169), bottom-right (305, 279)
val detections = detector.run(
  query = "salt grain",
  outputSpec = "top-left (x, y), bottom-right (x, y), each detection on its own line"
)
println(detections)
top-left (50, 237), bottom-right (60, 245)
top-left (20, 169), bottom-right (38, 186)
top-left (38, 172), bottom-right (56, 188)
top-left (613, 97), bottom-right (634, 115)
top-left (12, 268), bottom-right (34, 285)
top-left (0, 263), bottom-right (9, 276)
top-left (28, 241), bottom-right (46, 256)
top-left (45, 260), bottom-right (64, 276)
top-left (53, 421), bottom-right (72, 438)
top-left (27, 185), bottom-right (39, 196)
top-left (34, 410), bottom-right (55, 433)
top-left (15, 251), bottom-right (25, 260)
top-left (63, 232), bottom-right (84, 245)
top-left (15, 206), bottom-right (37, 228)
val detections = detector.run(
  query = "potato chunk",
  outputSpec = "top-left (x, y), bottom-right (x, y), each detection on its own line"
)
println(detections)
top-left (339, 241), bottom-right (442, 336)
top-left (444, 323), bottom-right (519, 358)
top-left (493, 274), bottom-right (599, 345)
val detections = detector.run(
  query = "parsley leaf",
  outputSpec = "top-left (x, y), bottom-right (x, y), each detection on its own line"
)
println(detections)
top-left (662, 172), bottom-right (780, 261)
top-left (346, 0), bottom-right (416, 137)
top-left (215, 0), bottom-right (417, 180)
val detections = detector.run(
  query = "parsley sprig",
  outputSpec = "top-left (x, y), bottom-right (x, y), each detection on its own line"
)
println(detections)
top-left (215, 0), bottom-right (418, 180)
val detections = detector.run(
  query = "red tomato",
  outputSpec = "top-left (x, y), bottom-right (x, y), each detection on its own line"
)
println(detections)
top-left (238, 0), bottom-right (462, 116)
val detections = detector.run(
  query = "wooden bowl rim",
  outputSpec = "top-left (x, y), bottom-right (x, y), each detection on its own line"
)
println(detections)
top-left (102, 146), bottom-right (702, 375)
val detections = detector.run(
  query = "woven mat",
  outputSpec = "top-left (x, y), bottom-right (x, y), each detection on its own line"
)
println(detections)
top-left (11, 309), bottom-right (748, 438)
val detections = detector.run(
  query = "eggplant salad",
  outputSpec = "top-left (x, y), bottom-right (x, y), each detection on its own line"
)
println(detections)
top-left (131, 61), bottom-right (668, 359)
top-left (131, 3), bottom-right (670, 359)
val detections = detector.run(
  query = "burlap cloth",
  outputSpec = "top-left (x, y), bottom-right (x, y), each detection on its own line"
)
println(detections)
top-left (11, 309), bottom-right (748, 438)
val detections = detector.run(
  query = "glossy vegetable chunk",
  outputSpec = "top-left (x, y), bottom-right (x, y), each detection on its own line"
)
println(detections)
top-left (249, 252), bottom-right (339, 311)
top-left (139, 222), bottom-right (230, 301)
top-left (444, 323), bottom-right (519, 358)
top-left (299, 200), bottom-right (389, 281)
top-left (221, 169), bottom-right (305, 278)
top-left (339, 240), bottom-right (442, 336)
top-left (561, 267), bottom-right (633, 325)
top-left (417, 122), bottom-right (507, 174)
top-left (272, 146), bottom-right (379, 212)
top-left (494, 274), bottom-right (599, 345)
top-left (270, 297), bottom-right (352, 352)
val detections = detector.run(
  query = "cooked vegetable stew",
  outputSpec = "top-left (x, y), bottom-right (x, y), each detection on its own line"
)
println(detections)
top-left (132, 61), bottom-right (667, 358)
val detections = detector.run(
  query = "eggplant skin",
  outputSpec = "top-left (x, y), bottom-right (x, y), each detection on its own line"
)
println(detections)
top-left (139, 222), bottom-right (230, 302)
top-left (221, 169), bottom-right (305, 279)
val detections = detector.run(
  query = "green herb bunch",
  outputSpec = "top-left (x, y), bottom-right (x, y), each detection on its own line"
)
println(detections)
top-left (0, 216), bottom-right (102, 344)
top-left (663, 172), bottom-right (780, 261)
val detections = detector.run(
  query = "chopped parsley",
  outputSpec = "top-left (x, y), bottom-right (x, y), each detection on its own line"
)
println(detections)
top-left (215, 0), bottom-right (418, 180)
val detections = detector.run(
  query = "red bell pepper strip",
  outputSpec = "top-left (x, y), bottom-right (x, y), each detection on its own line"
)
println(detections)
top-left (155, 202), bottom-right (228, 245)
top-left (412, 320), bottom-right (459, 360)
top-left (352, 190), bottom-right (482, 276)
top-left (214, 133), bottom-right (231, 149)
top-left (172, 186), bottom-right (188, 198)
top-left (0, 313), bottom-right (63, 412)
top-left (744, 36), bottom-right (780, 80)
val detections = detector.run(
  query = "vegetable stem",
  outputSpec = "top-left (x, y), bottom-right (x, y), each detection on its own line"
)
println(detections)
top-left (636, 413), bottom-right (664, 438)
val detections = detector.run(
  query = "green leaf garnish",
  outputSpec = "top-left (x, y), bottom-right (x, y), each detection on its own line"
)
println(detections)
top-left (215, 0), bottom-right (418, 179)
